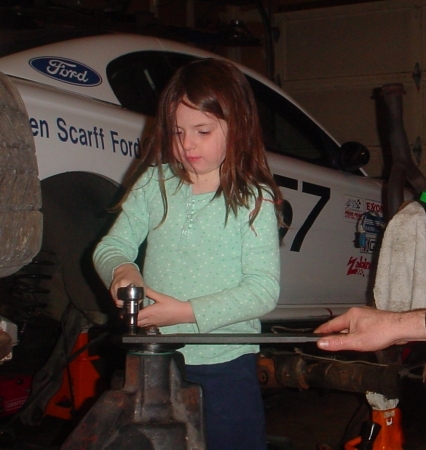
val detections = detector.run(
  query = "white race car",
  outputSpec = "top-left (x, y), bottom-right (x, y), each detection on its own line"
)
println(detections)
top-left (0, 31), bottom-right (385, 324)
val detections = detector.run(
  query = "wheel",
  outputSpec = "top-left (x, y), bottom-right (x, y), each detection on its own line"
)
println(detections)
top-left (0, 71), bottom-right (42, 278)
top-left (35, 172), bottom-right (122, 321)
top-left (6, 173), bottom-right (123, 426)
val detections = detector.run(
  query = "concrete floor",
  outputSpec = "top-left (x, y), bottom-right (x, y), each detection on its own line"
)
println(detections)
top-left (265, 388), bottom-right (363, 449)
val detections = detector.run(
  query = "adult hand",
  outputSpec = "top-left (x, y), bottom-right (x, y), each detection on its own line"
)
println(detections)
top-left (315, 307), bottom-right (426, 352)
top-left (109, 263), bottom-right (144, 307)
top-left (138, 287), bottom-right (195, 328)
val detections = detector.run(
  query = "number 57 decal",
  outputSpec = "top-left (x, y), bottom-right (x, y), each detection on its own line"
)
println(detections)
top-left (274, 174), bottom-right (330, 252)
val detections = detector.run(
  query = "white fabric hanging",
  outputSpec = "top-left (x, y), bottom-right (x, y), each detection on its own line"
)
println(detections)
top-left (374, 201), bottom-right (426, 311)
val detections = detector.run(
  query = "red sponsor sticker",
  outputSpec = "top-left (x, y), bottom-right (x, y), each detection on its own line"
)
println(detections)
top-left (347, 256), bottom-right (371, 276)
top-left (366, 200), bottom-right (383, 214)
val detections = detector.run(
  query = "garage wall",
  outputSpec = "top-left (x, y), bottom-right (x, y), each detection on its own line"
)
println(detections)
top-left (273, 0), bottom-right (426, 178)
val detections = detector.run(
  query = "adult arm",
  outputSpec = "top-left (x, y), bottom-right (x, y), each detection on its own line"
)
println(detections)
top-left (315, 306), bottom-right (426, 352)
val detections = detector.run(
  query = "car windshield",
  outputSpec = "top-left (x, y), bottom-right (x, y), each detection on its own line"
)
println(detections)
top-left (107, 51), bottom-right (195, 117)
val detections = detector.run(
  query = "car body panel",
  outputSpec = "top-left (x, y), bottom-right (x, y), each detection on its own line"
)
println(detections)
top-left (0, 33), bottom-right (386, 322)
top-left (15, 79), bottom-right (145, 183)
top-left (0, 33), bottom-right (339, 144)
top-left (267, 152), bottom-right (383, 319)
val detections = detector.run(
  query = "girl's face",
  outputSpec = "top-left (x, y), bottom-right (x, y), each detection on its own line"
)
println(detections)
top-left (173, 102), bottom-right (227, 188)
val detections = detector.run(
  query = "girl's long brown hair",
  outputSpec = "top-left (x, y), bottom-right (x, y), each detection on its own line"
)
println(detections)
top-left (126, 58), bottom-right (283, 229)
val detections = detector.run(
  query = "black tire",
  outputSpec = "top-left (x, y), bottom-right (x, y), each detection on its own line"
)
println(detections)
top-left (0, 71), bottom-right (42, 277)
top-left (35, 172), bottom-right (122, 321)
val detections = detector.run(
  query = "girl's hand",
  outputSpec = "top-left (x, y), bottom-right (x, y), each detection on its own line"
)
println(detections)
top-left (109, 263), bottom-right (144, 307)
top-left (138, 287), bottom-right (195, 328)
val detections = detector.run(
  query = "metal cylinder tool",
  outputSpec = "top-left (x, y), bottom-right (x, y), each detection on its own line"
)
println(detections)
top-left (117, 284), bottom-right (162, 342)
top-left (117, 284), bottom-right (144, 335)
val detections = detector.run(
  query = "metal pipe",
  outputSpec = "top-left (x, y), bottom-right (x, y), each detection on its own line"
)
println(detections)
top-left (259, 352), bottom-right (400, 399)
top-left (381, 83), bottom-right (426, 219)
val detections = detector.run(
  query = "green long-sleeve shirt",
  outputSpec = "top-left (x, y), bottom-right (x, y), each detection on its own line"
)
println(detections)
top-left (93, 165), bottom-right (280, 365)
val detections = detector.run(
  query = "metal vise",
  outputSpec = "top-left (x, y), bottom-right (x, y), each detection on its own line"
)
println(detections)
top-left (60, 285), bottom-right (206, 450)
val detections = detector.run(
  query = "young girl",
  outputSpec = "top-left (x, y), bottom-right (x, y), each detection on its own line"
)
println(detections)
top-left (93, 58), bottom-right (283, 450)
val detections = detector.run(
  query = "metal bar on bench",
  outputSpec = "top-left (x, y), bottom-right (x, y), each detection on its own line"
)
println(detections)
top-left (122, 332), bottom-right (322, 345)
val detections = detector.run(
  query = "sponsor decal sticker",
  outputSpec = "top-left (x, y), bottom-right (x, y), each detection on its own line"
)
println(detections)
top-left (344, 195), bottom-right (383, 254)
top-left (365, 199), bottom-right (383, 214)
top-left (359, 236), bottom-right (378, 254)
top-left (344, 195), bottom-right (364, 222)
top-left (347, 256), bottom-right (371, 277)
top-left (29, 57), bottom-right (102, 87)
top-left (357, 199), bottom-right (384, 254)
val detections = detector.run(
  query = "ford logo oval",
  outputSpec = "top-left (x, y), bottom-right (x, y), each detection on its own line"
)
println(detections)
top-left (29, 57), bottom-right (102, 87)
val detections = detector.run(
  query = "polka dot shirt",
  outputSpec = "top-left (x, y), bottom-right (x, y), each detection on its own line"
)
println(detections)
top-left (93, 165), bottom-right (280, 365)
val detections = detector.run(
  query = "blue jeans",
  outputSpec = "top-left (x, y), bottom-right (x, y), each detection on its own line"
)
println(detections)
top-left (185, 353), bottom-right (267, 450)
